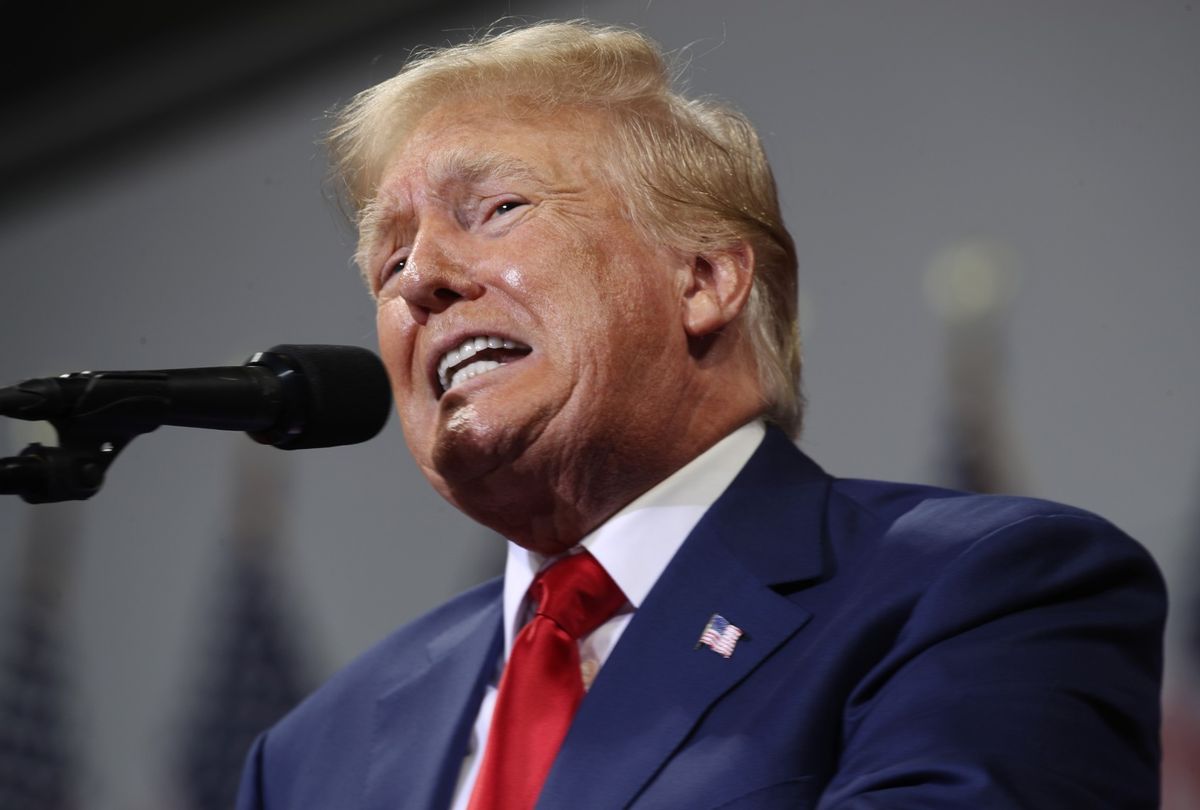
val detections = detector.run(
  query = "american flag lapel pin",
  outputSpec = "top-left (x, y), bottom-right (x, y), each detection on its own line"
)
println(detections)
top-left (696, 613), bottom-right (743, 658)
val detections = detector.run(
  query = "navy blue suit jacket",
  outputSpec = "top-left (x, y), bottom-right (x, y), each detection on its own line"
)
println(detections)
top-left (237, 428), bottom-right (1165, 808)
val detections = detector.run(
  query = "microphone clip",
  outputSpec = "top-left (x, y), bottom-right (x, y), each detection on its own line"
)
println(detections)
top-left (1, 419), bottom-right (141, 504)
top-left (1, 369), bottom-right (173, 503)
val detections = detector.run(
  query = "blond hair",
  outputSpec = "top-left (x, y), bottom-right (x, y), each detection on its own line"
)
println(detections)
top-left (328, 20), bottom-right (804, 436)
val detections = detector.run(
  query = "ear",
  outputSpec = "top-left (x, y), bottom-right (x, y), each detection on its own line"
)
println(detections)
top-left (680, 241), bottom-right (755, 338)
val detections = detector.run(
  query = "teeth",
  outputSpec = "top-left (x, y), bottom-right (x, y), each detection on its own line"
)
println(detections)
top-left (448, 360), bottom-right (501, 390)
top-left (437, 335), bottom-right (529, 392)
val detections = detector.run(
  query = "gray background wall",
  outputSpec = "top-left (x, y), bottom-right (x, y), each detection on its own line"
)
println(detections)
top-left (1, 2), bottom-right (1197, 808)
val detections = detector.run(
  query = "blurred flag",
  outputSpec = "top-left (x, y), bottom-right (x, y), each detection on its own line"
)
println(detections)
top-left (0, 503), bottom-right (81, 810)
top-left (924, 239), bottom-right (1026, 494)
top-left (1162, 463), bottom-right (1200, 810)
top-left (174, 444), bottom-right (316, 810)
top-left (1163, 690), bottom-right (1200, 810)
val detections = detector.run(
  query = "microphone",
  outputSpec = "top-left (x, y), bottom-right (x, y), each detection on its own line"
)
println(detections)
top-left (0, 344), bottom-right (392, 450)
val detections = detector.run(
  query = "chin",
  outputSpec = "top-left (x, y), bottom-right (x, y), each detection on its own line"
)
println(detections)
top-left (427, 407), bottom-right (521, 485)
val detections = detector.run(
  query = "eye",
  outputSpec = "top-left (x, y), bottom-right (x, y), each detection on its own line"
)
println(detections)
top-left (487, 199), bottom-right (526, 220)
top-left (378, 255), bottom-right (407, 290)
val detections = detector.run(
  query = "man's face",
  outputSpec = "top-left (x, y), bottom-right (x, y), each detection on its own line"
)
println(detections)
top-left (364, 101), bottom-right (693, 514)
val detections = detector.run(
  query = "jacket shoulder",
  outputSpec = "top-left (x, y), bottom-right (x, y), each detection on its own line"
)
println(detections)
top-left (281, 576), bottom-right (500, 733)
top-left (806, 479), bottom-right (1165, 807)
top-left (250, 577), bottom-right (501, 797)
top-left (829, 476), bottom-right (1149, 561)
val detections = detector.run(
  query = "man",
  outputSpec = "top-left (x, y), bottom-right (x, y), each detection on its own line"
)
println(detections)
top-left (237, 21), bottom-right (1165, 809)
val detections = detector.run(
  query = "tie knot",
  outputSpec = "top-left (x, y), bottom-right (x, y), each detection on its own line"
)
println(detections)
top-left (529, 551), bottom-right (626, 640)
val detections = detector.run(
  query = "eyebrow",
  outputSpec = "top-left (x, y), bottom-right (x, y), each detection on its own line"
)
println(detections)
top-left (355, 147), bottom-right (547, 285)
top-left (427, 147), bottom-right (547, 189)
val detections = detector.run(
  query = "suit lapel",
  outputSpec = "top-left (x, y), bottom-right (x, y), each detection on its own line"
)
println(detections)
top-left (538, 429), bottom-right (831, 809)
top-left (363, 590), bottom-right (503, 810)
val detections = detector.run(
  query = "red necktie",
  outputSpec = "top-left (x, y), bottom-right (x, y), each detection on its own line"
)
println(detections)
top-left (467, 550), bottom-right (626, 810)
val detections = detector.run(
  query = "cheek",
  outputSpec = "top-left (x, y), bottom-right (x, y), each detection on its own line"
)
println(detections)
top-left (377, 307), bottom-right (429, 456)
top-left (376, 304), bottom-right (418, 388)
top-left (591, 252), bottom-right (679, 337)
top-left (544, 243), bottom-right (622, 330)
top-left (500, 264), bottom-right (527, 291)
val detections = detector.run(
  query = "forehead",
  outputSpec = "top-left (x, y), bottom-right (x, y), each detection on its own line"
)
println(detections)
top-left (378, 100), bottom-right (602, 194)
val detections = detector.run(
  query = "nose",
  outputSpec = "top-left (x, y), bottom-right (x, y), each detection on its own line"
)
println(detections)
top-left (396, 225), bottom-right (484, 323)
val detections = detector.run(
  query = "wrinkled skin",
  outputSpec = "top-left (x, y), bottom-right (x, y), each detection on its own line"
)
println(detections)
top-left (362, 100), bottom-right (763, 553)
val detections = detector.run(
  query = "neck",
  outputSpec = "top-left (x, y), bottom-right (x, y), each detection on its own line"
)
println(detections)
top-left (446, 397), bottom-right (762, 555)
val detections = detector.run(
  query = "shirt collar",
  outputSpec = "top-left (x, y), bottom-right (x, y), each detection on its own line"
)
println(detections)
top-left (501, 421), bottom-right (766, 658)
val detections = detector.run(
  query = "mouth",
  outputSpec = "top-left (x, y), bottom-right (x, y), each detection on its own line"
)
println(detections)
top-left (435, 334), bottom-right (532, 396)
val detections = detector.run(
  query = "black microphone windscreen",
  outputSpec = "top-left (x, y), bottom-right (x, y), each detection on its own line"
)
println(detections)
top-left (260, 344), bottom-right (392, 450)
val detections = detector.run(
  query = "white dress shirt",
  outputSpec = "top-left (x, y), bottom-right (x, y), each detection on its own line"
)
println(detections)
top-left (450, 421), bottom-right (766, 809)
